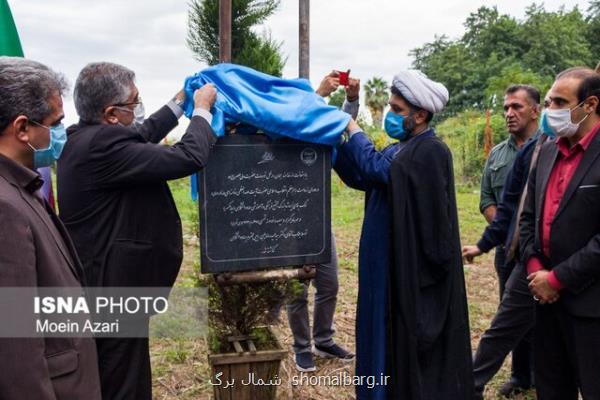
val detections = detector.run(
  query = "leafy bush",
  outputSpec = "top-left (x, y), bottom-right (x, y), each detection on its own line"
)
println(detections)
top-left (363, 125), bottom-right (393, 151)
top-left (205, 275), bottom-right (304, 353)
top-left (436, 110), bottom-right (506, 185)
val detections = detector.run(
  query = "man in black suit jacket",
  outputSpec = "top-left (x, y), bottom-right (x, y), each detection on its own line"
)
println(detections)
top-left (0, 57), bottom-right (101, 399)
top-left (57, 62), bottom-right (217, 400)
top-left (520, 67), bottom-right (600, 399)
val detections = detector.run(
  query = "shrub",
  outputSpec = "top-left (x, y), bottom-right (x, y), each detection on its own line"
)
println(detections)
top-left (436, 110), bottom-right (506, 185)
top-left (205, 275), bottom-right (304, 353)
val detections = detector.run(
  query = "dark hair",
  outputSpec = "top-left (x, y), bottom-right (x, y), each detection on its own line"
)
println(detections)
top-left (0, 57), bottom-right (68, 132)
top-left (577, 75), bottom-right (600, 116)
top-left (505, 84), bottom-right (540, 105)
top-left (390, 86), bottom-right (433, 123)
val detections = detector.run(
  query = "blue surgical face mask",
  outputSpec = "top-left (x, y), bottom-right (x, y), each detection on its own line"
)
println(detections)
top-left (539, 110), bottom-right (555, 138)
top-left (384, 111), bottom-right (410, 141)
top-left (28, 121), bottom-right (67, 169)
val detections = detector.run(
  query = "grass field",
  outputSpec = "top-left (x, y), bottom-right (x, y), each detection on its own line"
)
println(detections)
top-left (150, 176), bottom-right (536, 400)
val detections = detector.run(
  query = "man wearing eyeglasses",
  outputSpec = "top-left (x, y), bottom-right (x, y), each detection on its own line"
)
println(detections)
top-left (57, 62), bottom-right (217, 400)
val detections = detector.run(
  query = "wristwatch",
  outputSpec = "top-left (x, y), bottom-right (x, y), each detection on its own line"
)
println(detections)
top-left (173, 96), bottom-right (185, 109)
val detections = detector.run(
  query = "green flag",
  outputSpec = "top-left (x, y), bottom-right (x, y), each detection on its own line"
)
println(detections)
top-left (0, 0), bottom-right (57, 210)
top-left (0, 0), bottom-right (24, 56)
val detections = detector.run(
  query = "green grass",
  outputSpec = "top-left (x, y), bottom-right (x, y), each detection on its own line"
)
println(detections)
top-left (456, 184), bottom-right (489, 245)
top-left (168, 178), bottom-right (198, 234)
top-left (331, 174), bottom-right (365, 229)
top-left (154, 175), bottom-right (530, 399)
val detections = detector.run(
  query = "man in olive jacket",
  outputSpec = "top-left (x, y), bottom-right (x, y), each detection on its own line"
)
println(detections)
top-left (57, 62), bottom-right (217, 400)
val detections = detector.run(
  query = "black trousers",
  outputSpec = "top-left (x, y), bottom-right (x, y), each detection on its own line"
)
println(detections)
top-left (494, 246), bottom-right (510, 299)
top-left (535, 303), bottom-right (600, 400)
top-left (95, 321), bottom-right (152, 400)
top-left (473, 259), bottom-right (535, 393)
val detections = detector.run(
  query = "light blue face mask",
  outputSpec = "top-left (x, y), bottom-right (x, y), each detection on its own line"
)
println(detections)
top-left (384, 111), bottom-right (410, 141)
top-left (28, 121), bottom-right (67, 169)
top-left (539, 110), bottom-right (556, 138)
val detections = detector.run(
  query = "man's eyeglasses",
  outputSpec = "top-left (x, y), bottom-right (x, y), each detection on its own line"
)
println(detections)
top-left (112, 97), bottom-right (142, 107)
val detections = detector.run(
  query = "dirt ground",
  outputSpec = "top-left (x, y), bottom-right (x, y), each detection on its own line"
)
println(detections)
top-left (148, 181), bottom-right (537, 400)
top-left (150, 233), bottom-right (535, 400)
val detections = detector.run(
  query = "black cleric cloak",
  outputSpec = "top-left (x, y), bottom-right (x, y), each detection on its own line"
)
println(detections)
top-left (387, 133), bottom-right (474, 400)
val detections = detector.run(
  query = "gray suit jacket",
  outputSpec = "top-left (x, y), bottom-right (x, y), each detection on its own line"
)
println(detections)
top-left (0, 154), bottom-right (101, 400)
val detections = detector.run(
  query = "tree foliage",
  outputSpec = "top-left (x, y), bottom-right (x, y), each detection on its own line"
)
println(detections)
top-left (587, 1), bottom-right (600, 62)
top-left (484, 63), bottom-right (553, 111)
top-left (364, 77), bottom-right (389, 128)
top-left (436, 110), bottom-right (507, 185)
top-left (411, 2), bottom-right (598, 115)
top-left (327, 87), bottom-right (346, 108)
top-left (187, 0), bottom-right (286, 76)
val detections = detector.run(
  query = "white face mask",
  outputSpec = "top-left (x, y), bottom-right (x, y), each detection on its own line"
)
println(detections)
top-left (545, 102), bottom-right (589, 138)
top-left (115, 102), bottom-right (145, 127)
top-left (132, 102), bottom-right (145, 125)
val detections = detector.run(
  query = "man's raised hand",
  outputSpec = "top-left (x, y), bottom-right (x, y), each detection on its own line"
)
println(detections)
top-left (194, 83), bottom-right (217, 111)
top-left (316, 71), bottom-right (341, 98)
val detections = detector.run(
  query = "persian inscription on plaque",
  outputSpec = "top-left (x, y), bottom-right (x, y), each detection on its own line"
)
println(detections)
top-left (198, 135), bottom-right (331, 273)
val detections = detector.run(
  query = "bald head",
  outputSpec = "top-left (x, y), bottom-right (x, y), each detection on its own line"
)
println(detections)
top-left (555, 66), bottom-right (596, 82)
top-left (545, 66), bottom-right (600, 141)
top-left (553, 68), bottom-right (600, 112)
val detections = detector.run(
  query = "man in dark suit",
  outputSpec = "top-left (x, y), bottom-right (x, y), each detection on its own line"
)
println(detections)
top-left (57, 62), bottom-right (217, 400)
top-left (0, 57), bottom-right (101, 399)
top-left (520, 67), bottom-right (600, 399)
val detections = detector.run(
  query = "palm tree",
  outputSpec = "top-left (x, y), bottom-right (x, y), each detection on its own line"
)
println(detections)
top-left (364, 77), bottom-right (389, 128)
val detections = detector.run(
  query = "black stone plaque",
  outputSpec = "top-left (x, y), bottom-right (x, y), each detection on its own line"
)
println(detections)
top-left (198, 135), bottom-right (331, 273)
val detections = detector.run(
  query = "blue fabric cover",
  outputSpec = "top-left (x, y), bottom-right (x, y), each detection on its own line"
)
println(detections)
top-left (183, 63), bottom-right (350, 146)
top-left (185, 64), bottom-right (351, 200)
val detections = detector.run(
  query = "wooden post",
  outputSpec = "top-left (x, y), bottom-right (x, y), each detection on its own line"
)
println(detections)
top-left (211, 0), bottom-right (317, 289)
top-left (483, 109), bottom-right (493, 158)
top-left (219, 0), bottom-right (232, 63)
top-left (299, 0), bottom-right (310, 79)
top-left (215, 266), bottom-right (316, 286)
